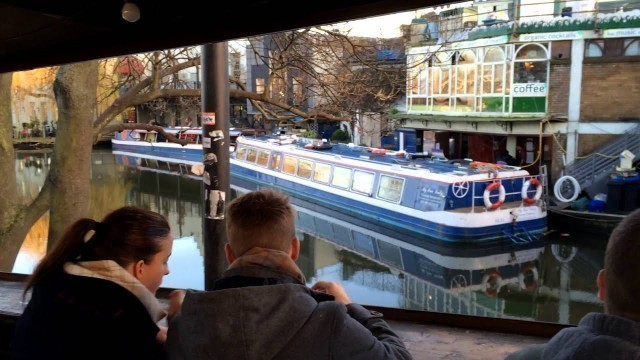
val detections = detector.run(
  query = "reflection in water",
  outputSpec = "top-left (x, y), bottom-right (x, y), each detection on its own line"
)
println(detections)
top-left (13, 149), bottom-right (607, 325)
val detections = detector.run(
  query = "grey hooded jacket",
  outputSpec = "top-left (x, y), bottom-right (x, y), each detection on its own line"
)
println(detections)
top-left (505, 312), bottom-right (640, 360)
top-left (167, 266), bottom-right (412, 360)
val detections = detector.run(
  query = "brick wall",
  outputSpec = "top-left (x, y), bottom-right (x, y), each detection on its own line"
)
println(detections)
top-left (548, 64), bottom-right (570, 116)
top-left (578, 134), bottom-right (618, 157)
top-left (581, 62), bottom-right (640, 121)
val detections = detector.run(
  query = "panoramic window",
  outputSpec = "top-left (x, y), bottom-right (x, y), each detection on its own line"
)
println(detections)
top-left (283, 156), bottom-right (297, 175)
top-left (246, 148), bottom-right (258, 163)
top-left (236, 145), bottom-right (247, 161)
top-left (377, 175), bottom-right (404, 202)
top-left (351, 170), bottom-right (375, 195)
top-left (256, 150), bottom-right (270, 167)
top-left (296, 159), bottom-right (313, 179)
top-left (331, 166), bottom-right (351, 189)
top-left (269, 152), bottom-right (282, 170)
top-left (313, 162), bottom-right (331, 183)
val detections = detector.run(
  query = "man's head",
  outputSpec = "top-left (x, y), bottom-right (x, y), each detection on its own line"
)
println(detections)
top-left (225, 189), bottom-right (298, 262)
top-left (598, 208), bottom-right (640, 321)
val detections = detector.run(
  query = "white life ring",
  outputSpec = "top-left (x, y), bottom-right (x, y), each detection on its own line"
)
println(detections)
top-left (483, 182), bottom-right (506, 210)
top-left (521, 178), bottom-right (543, 204)
top-left (553, 175), bottom-right (580, 203)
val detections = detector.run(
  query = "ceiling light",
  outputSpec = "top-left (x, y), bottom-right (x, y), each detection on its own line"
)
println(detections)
top-left (122, 2), bottom-right (141, 23)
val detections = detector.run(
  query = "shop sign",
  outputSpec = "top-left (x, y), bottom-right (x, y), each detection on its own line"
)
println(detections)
top-left (603, 28), bottom-right (640, 38)
top-left (518, 31), bottom-right (582, 42)
top-left (511, 83), bottom-right (547, 97)
top-left (450, 35), bottom-right (509, 49)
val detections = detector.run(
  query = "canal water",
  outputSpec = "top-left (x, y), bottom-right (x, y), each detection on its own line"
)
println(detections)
top-left (14, 149), bottom-right (606, 326)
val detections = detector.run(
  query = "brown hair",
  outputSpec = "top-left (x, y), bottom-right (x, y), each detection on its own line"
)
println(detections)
top-left (603, 208), bottom-right (640, 321)
top-left (25, 206), bottom-right (170, 295)
top-left (226, 189), bottom-right (296, 257)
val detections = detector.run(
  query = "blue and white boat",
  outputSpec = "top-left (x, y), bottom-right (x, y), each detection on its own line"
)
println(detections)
top-left (231, 135), bottom-right (547, 244)
top-left (112, 129), bottom-right (547, 244)
top-left (111, 128), bottom-right (204, 163)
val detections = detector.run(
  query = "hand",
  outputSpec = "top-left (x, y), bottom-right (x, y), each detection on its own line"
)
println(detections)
top-left (156, 325), bottom-right (167, 344)
top-left (311, 281), bottom-right (351, 305)
top-left (168, 289), bottom-right (186, 323)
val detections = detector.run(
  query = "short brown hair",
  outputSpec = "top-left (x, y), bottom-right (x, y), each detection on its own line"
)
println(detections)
top-left (226, 189), bottom-right (296, 256)
top-left (604, 208), bottom-right (640, 320)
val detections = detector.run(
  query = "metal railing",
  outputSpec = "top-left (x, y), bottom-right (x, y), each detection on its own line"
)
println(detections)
top-left (564, 124), bottom-right (640, 190)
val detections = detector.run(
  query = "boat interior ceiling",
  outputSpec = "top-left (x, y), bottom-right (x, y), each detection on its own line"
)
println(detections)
top-left (0, 0), bottom-right (439, 73)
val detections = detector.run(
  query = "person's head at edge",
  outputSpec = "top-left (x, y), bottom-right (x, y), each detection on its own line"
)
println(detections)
top-left (598, 208), bottom-right (640, 321)
top-left (225, 188), bottom-right (299, 264)
top-left (25, 206), bottom-right (173, 296)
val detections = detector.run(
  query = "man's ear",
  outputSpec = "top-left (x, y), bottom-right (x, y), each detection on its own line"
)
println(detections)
top-left (289, 236), bottom-right (300, 261)
top-left (597, 269), bottom-right (606, 301)
top-left (224, 243), bottom-right (236, 265)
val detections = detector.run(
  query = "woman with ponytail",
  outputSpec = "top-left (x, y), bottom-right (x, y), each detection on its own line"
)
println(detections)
top-left (11, 206), bottom-right (174, 360)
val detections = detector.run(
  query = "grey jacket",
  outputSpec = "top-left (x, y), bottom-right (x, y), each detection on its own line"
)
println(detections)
top-left (167, 266), bottom-right (412, 360)
top-left (505, 312), bottom-right (640, 359)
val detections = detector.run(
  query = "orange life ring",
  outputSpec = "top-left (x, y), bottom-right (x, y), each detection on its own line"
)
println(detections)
top-left (483, 182), bottom-right (505, 210)
top-left (482, 270), bottom-right (502, 297)
top-left (522, 178), bottom-right (543, 204)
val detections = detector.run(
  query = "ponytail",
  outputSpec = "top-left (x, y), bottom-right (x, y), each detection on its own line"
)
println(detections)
top-left (24, 218), bottom-right (99, 296)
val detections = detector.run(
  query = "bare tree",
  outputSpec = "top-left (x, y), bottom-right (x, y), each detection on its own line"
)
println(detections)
top-left (2, 26), bottom-right (410, 270)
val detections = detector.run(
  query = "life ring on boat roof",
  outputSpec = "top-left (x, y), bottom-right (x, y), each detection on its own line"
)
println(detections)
top-left (483, 182), bottom-right (506, 210)
top-left (521, 178), bottom-right (543, 204)
top-left (518, 263), bottom-right (539, 291)
top-left (482, 270), bottom-right (502, 298)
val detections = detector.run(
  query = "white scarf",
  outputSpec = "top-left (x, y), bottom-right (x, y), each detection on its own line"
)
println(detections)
top-left (64, 260), bottom-right (167, 322)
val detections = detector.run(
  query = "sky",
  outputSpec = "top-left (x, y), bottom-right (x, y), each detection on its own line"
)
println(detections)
top-left (332, 11), bottom-right (418, 38)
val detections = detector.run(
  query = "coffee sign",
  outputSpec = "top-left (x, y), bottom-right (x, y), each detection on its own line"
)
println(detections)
top-left (511, 83), bottom-right (547, 97)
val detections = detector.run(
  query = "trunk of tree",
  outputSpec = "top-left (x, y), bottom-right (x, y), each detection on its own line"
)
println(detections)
top-left (48, 61), bottom-right (98, 247)
top-left (0, 73), bottom-right (21, 270)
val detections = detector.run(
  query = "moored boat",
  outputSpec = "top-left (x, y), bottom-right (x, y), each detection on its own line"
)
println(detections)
top-left (112, 129), bottom-right (547, 244)
top-left (231, 135), bottom-right (547, 244)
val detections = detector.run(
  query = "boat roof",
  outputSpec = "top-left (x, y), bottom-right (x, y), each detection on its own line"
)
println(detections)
top-left (237, 135), bottom-right (530, 180)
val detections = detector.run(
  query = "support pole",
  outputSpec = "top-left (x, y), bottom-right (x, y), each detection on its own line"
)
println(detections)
top-left (201, 42), bottom-right (230, 290)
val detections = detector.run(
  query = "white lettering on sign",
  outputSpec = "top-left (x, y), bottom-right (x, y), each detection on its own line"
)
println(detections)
top-left (511, 83), bottom-right (547, 97)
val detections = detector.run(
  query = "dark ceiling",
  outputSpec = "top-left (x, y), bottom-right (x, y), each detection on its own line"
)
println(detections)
top-left (0, 0), bottom-right (442, 73)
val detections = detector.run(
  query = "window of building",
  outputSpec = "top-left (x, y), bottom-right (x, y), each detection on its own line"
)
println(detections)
top-left (313, 162), bottom-right (331, 183)
top-left (255, 78), bottom-right (265, 94)
top-left (351, 170), bottom-right (375, 195)
top-left (407, 42), bottom-right (548, 115)
top-left (331, 166), bottom-right (351, 189)
top-left (377, 175), bottom-right (404, 202)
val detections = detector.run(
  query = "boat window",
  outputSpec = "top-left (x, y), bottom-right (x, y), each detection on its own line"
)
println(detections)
top-left (283, 156), bottom-right (297, 175)
top-left (297, 159), bottom-right (313, 179)
top-left (313, 162), bottom-right (331, 183)
top-left (351, 170), bottom-right (375, 195)
top-left (331, 166), bottom-right (351, 189)
top-left (270, 152), bottom-right (282, 171)
top-left (256, 150), bottom-right (270, 167)
top-left (246, 148), bottom-right (258, 163)
top-left (236, 145), bottom-right (247, 161)
top-left (377, 175), bottom-right (404, 203)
